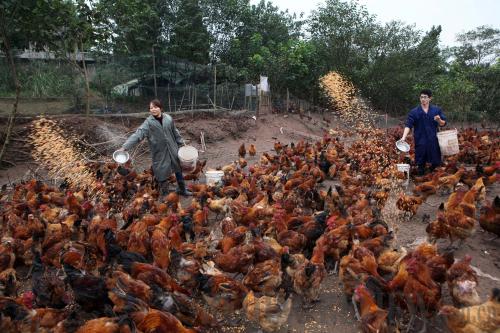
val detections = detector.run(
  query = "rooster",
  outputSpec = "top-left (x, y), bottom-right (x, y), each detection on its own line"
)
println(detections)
top-left (352, 283), bottom-right (388, 333)
top-left (63, 263), bottom-right (110, 313)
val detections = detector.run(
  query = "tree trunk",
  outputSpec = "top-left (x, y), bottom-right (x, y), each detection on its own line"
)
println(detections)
top-left (80, 41), bottom-right (91, 116)
top-left (0, 32), bottom-right (21, 166)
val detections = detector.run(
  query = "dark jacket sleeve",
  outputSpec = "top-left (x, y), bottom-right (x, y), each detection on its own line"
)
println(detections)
top-left (171, 118), bottom-right (184, 146)
top-left (405, 109), bottom-right (416, 129)
top-left (437, 107), bottom-right (446, 126)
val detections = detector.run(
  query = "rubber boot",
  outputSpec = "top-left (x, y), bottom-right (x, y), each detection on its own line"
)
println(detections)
top-left (417, 165), bottom-right (426, 176)
top-left (429, 164), bottom-right (439, 173)
top-left (175, 172), bottom-right (192, 196)
top-left (159, 180), bottom-right (170, 196)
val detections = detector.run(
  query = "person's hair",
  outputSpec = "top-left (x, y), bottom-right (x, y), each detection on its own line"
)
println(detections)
top-left (419, 89), bottom-right (432, 97)
top-left (150, 99), bottom-right (163, 110)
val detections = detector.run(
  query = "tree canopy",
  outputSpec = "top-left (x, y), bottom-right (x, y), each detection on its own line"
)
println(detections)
top-left (1, 0), bottom-right (499, 120)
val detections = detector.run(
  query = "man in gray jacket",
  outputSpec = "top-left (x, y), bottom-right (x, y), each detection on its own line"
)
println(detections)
top-left (119, 99), bottom-right (192, 196)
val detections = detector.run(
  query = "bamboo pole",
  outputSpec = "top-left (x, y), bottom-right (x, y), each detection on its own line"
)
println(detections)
top-left (213, 64), bottom-right (217, 115)
top-left (152, 45), bottom-right (157, 98)
top-left (178, 88), bottom-right (186, 111)
top-left (168, 84), bottom-right (171, 112)
top-left (286, 88), bottom-right (290, 113)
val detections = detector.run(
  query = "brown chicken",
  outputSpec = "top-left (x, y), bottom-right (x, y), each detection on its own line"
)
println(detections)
top-left (0, 296), bottom-right (36, 333)
top-left (479, 195), bottom-right (500, 238)
top-left (214, 240), bottom-right (255, 274)
top-left (249, 144), bottom-right (257, 156)
top-left (197, 273), bottom-right (248, 312)
top-left (145, 284), bottom-right (217, 329)
top-left (243, 259), bottom-right (282, 296)
top-left (438, 168), bottom-right (465, 193)
top-left (75, 317), bottom-right (121, 333)
top-left (34, 306), bottom-right (72, 331)
top-left (127, 219), bottom-right (151, 257)
top-left (353, 284), bottom-right (388, 333)
top-left (151, 225), bottom-right (171, 270)
top-left (426, 250), bottom-right (455, 284)
top-left (239, 157), bottom-right (248, 168)
top-left (274, 141), bottom-right (283, 154)
top-left (238, 143), bottom-right (246, 157)
top-left (106, 270), bottom-right (152, 303)
top-left (183, 159), bottom-right (207, 181)
top-left (169, 247), bottom-right (201, 290)
top-left (458, 177), bottom-right (485, 218)
top-left (219, 225), bottom-right (247, 253)
top-left (0, 268), bottom-right (17, 297)
top-left (277, 230), bottom-right (307, 253)
top-left (445, 187), bottom-right (467, 212)
top-left (356, 245), bottom-right (386, 280)
top-left (207, 197), bottom-right (232, 218)
top-left (445, 209), bottom-right (477, 246)
top-left (0, 238), bottom-right (15, 272)
top-left (359, 232), bottom-right (393, 257)
top-left (243, 290), bottom-right (292, 333)
top-left (292, 240), bottom-right (327, 304)
top-left (447, 255), bottom-right (481, 306)
top-left (126, 261), bottom-right (189, 295)
top-left (413, 171), bottom-right (442, 196)
top-left (439, 288), bottom-right (500, 333)
top-left (389, 257), bottom-right (441, 323)
top-left (396, 193), bottom-right (427, 217)
top-left (377, 247), bottom-right (407, 274)
top-left (134, 308), bottom-right (198, 333)
top-left (426, 203), bottom-right (451, 243)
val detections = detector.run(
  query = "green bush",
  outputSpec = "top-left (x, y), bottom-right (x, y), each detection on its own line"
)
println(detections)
top-left (91, 63), bottom-right (134, 105)
top-left (18, 61), bottom-right (77, 97)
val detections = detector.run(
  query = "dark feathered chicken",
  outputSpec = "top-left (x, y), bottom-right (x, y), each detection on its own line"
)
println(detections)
top-left (63, 263), bottom-right (110, 313)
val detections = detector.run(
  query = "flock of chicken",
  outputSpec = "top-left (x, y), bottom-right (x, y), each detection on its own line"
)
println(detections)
top-left (0, 125), bottom-right (499, 333)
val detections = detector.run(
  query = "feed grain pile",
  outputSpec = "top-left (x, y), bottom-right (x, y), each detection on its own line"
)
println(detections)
top-left (29, 117), bottom-right (101, 195)
top-left (319, 71), bottom-right (374, 130)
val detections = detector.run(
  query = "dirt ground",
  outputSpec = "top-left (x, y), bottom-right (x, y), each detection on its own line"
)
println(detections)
top-left (0, 110), bottom-right (499, 333)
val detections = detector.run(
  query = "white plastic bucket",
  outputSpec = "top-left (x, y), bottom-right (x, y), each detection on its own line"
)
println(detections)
top-left (396, 163), bottom-right (410, 186)
top-left (178, 146), bottom-right (198, 172)
top-left (437, 129), bottom-right (459, 156)
top-left (205, 170), bottom-right (224, 186)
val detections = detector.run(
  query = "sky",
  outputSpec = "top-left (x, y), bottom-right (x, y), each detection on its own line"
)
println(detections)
top-left (250, 0), bottom-right (500, 46)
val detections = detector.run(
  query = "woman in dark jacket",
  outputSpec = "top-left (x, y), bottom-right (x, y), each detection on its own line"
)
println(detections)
top-left (119, 99), bottom-right (192, 196)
